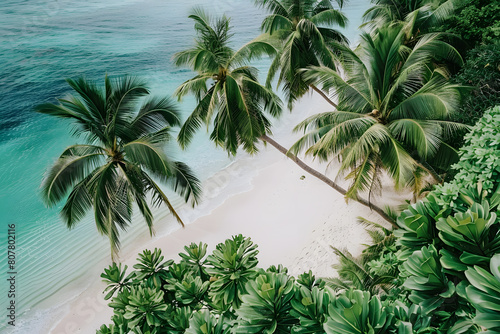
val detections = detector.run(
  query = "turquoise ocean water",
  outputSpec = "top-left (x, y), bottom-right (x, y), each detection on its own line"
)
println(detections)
top-left (0, 0), bottom-right (368, 332)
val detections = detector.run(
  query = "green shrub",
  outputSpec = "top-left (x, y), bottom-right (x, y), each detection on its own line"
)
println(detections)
top-left (185, 310), bottom-right (231, 334)
top-left (123, 283), bottom-right (168, 329)
top-left (437, 202), bottom-right (500, 269)
top-left (465, 254), bottom-right (500, 331)
top-left (290, 286), bottom-right (330, 333)
top-left (206, 235), bottom-right (259, 310)
top-left (439, 0), bottom-right (500, 47)
top-left (434, 106), bottom-right (500, 210)
top-left (324, 290), bottom-right (393, 334)
top-left (133, 248), bottom-right (173, 288)
top-left (235, 271), bottom-right (297, 333)
top-left (101, 263), bottom-right (134, 300)
top-left (401, 245), bottom-right (454, 314)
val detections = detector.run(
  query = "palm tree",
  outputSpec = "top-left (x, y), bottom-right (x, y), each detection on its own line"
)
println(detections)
top-left (362, 0), bottom-right (461, 41)
top-left (36, 76), bottom-right (201, 258)
top-left (174, 8), bottom-right (283, 156)
top-left (291, 25), bottom-right (468, 201)
top-left (176, 9), bottom-right (398, 225)
top-left (254, 0), bottom-right (349, 109)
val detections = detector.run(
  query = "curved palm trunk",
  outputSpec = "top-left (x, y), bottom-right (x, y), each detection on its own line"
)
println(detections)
top-left (310, 84), bottom-right (338, 109)
top-left (259, 134), bottom-right (397, 228)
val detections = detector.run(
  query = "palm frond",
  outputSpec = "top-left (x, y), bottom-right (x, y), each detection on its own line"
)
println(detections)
top-left (310, 8), bottom-right (348, 28)
top-left (254, 0), bottom-right (289, 17)
top-left (87, 163), bottom-right (118, 236)
top-left (177, 86), bottom-right (215, 149)
top-left (41, 145), bottom-right (106, 206)
top-left (117, 162), bottom-right (154, 235)
top-left (36, 97), bottom-right (106, 142)
top-left (261, 14), bottom-right (293, 34)
top-left (379, 136), bottom-right (416, 189)
top-left (404, 33), bottom-right (463, 68)
top-left (108, 75), bottom-right (149, 124)
top-left (126, 96), bottom-right (181, 142)
top-left (425, 141), bottom-right (459, 171)
top-left (344, 151), bottom-right (379, 200)
top-left (303, 66), bottom-right (371, 112)
top-left (303, 116), bottom-right (376, 161)
top-left (60, 173), bottom-right (95, 229)
top-left (174, 75), bottom-right (211, 101)
top-left (123, 139), bottom-right (175, 179)
top-left (65, 77), bottom-right (107, 127)
top-left (389, 70), bottom-right (463, 121)
top-left (388, 119), bottom-right (442, 159)
top-left (231, 34), bottom-right (279, 66)
top-left (168, 162), bottom-right (202, 206)
top-left (432, 120), bottom-right (471, 141)
top-left (241, 76), bottom-right (283, 118)
top-left (142, 173), bottom-right (184, 227)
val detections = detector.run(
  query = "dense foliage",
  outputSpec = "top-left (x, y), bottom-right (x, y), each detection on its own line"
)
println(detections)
top-left (291, 24), bottom-right (467, 200)
top-left (98, 106), bottom-right (500, 333)
top-left (392, 106), bottom-right (500, 331)
top-left (97, 236), bottom-right (436, 334)
top-left (434, 105), bottom-right (500, 208)
top-left (363, 0), bottom-right (461, 39)
top-left (451, 43), bottom-right (500, 124)
top-left (439, 0), bottom-right (500, 48)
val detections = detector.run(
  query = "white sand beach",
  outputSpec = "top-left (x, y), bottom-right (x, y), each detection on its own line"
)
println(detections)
top-left (48, 93), bottom-right (411, 334)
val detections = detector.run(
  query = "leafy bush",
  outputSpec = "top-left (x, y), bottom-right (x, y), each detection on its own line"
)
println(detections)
top-left (465, 254), bottom-right (500, 331)
top-left (97, 236), bottom-right (442, 333)
top-left (101, 263), bottom-right (134, 300)
top-left (437, 202), bottom-right (500, 269)
top-left (435, 106), bottom-right (500, 209)
top-left (206, 235), bottom-right (259, 309)
top-left (290, 286), bottom-right (330, 333)
top-left (324, 290), bottom-right (393, 334)
top-left (235, 271), bottom-right (297, 333)
top-left (401, 245), bottom-right (455, 314)
top-left (439, 0), bottom-right (500, 47)
top-left (394, 195), bottom-right (447, 251)
top-left (383, 106), bottom-right (500, 331)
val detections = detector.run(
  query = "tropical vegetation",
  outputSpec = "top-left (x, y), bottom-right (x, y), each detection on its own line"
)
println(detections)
top-left (291, 24), bottom-right (467, 201)
top-left (438, 0), bottom-right (500, 48)
top-left (36, 0), bottom-right (500, 331)
top-left (174, 6), bottom-right (397, 224)
top-left (254, 0), bottom-right (349, 109)
top-left (97, 105), bottom-right (500, 333)
top-left (36, 76), bottom-right (201, 258)
top-left (173, 8), bottom-right (282, 156)
top-left (362, 0), bottom-right (462, 39)
top-left (451, 42), bottom-right (500, 125)
top-left (96, 235), bottom-right (433, 334)
top-left (438, 0), bottom-right (500, 125)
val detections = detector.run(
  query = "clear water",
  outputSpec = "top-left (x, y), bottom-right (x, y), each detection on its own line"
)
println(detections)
top-left (0, 0), bottom-right (369, 331)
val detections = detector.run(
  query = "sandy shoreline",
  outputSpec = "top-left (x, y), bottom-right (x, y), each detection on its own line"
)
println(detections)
top-left (46, 92), bottom-right (411, 334)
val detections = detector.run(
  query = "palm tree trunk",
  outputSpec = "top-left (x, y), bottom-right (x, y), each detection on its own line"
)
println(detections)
top-left (259, 134), bottom-right (397, 228)
top-left (310, 84), bottom-right (338, 109)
